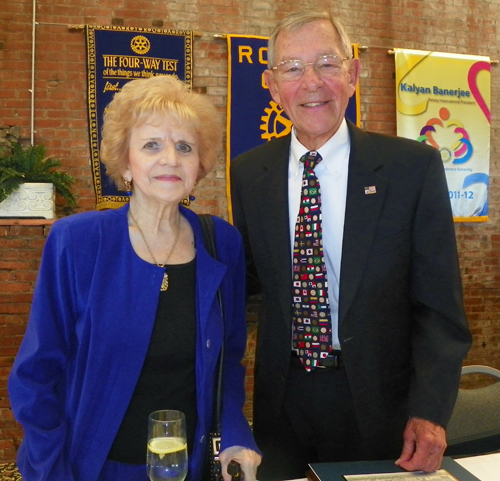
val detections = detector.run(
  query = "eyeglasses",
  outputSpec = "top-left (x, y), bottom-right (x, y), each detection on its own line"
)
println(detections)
top-left (271, 55), bottom-right (349, 81)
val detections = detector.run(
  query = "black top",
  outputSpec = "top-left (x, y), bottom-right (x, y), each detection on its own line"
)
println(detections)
top-left (107, 258), bottom-right (197, 464)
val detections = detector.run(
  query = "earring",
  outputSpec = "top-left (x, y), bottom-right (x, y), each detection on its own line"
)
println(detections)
top-left (189, 182), bottom-right (197, 202)
top-left (122, 177), bottom-right (132, 192)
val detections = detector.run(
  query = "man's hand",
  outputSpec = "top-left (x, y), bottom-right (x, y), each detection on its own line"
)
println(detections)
top-left (395, 417), bottom-right (447, 472)
top-left (219, 445), bottom-right (262, 481)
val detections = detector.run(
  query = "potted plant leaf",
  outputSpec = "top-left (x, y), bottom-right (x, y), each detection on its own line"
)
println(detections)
top-left (0, 126), bottom-right (76, 219)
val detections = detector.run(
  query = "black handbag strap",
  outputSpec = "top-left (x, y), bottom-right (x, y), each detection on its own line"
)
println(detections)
top-left (199, 215), bottom-right (242, 480)
top-left (199, 214), bottom-right (217, 259)
top-left (199, 214), bottom-right (224, 432)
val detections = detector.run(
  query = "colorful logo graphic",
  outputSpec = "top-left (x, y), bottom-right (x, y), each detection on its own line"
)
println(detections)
top-left (417, 107), bottom-right (473, 164)
top-left (260, 101), bottom-right (293, 141)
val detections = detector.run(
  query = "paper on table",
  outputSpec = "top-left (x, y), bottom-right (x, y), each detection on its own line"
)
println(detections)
top-left (342, 469), bottom-right (458, 480)
top-left (455, 452), bottom-right (500, 481)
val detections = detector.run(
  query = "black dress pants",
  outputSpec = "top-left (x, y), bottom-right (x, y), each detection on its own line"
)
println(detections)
top-left (256, 355), bottom-right (362, 481)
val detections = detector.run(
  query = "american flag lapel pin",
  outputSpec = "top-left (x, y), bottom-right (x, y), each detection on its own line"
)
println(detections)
top-left (364, 185), bottom-right (377, 195)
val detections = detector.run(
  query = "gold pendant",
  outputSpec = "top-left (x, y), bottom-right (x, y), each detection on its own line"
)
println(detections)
top-left (160, 271), bottom-right (169, 291)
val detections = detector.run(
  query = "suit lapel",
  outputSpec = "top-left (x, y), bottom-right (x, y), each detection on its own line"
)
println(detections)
top-left (251, 136), bottom-right (293, 325)
top-left (339, 123), bottom-right (388, 324)
top-left (183, 207), bottom-right (227, 344)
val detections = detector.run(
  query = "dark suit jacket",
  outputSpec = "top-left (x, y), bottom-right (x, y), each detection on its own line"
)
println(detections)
top-left (230, 121), bottom-right (472, 459)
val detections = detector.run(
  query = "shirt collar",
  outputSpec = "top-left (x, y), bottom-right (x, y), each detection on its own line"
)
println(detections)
top-left (289, 118), bottom-right (350, 178)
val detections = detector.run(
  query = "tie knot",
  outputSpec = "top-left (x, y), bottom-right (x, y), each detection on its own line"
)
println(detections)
top-left (300, 151), bottom-right (322, 170)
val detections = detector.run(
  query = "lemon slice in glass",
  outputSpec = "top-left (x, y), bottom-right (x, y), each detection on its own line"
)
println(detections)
top-left (148, 437), bottom-right (187, 459)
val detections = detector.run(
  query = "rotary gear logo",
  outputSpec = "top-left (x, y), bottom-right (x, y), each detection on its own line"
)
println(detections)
top-left (260, 101), bottom-right (293, 141)
top-left (130, 36), bottom-right (150, 55)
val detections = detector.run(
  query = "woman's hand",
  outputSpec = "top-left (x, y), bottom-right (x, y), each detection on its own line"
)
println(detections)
top-left (219, 445), bottom-right (262, 481)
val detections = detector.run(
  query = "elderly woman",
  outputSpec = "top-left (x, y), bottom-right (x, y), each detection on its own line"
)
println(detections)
top-left (8, 76), bottom-right (261, 481)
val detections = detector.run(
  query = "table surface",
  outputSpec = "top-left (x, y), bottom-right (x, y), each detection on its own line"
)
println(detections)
top-left (455, 452), bottom-right (500, 481)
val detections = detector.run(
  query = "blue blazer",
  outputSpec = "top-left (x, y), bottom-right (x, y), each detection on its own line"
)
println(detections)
top-left (9, 204), bottom-right (258, 481)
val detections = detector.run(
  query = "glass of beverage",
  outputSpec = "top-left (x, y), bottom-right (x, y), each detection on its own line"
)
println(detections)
top-left (147, 410), bottom-right (188, 481)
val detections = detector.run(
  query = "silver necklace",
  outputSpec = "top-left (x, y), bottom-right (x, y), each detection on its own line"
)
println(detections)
top-left (129, 209), bottom-right (181, 291)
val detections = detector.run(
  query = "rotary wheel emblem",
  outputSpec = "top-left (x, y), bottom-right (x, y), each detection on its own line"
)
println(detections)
top-left (440, 147), bottom-right (453, 163)
top-left (130, 36), bottom-right (150, 55)
top-left (260, 101), bottom-right (293, 141)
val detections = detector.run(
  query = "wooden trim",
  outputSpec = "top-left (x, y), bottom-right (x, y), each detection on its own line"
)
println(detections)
top-left (0, 218), bottom-right (57, 226)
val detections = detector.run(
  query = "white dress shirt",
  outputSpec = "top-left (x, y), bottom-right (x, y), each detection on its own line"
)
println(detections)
top-left (288, 119), bottom-right (350, 349)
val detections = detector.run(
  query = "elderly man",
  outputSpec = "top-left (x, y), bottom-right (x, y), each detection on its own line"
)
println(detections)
top-left (230, 10), bottom-right (471, 481)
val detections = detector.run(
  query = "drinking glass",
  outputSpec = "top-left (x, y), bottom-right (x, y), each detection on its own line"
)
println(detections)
top-left (147, 410), bottom-right (188, 481)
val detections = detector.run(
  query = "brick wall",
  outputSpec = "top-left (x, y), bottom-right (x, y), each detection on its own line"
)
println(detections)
top-left (1, 0), bottom-right (500, 463)
top-left (0, 223), bottom-right (49, 460)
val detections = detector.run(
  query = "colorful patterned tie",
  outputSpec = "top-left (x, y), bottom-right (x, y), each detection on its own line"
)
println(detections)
top-left (292, 151), bottom-right (332, 371)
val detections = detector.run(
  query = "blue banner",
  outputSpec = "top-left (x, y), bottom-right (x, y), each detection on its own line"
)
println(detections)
top-left (86, 26), bottom-right (192, 209)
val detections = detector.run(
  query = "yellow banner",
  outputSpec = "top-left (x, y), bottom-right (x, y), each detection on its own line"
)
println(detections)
top-left (395, 48), bottom-right (491, 221)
